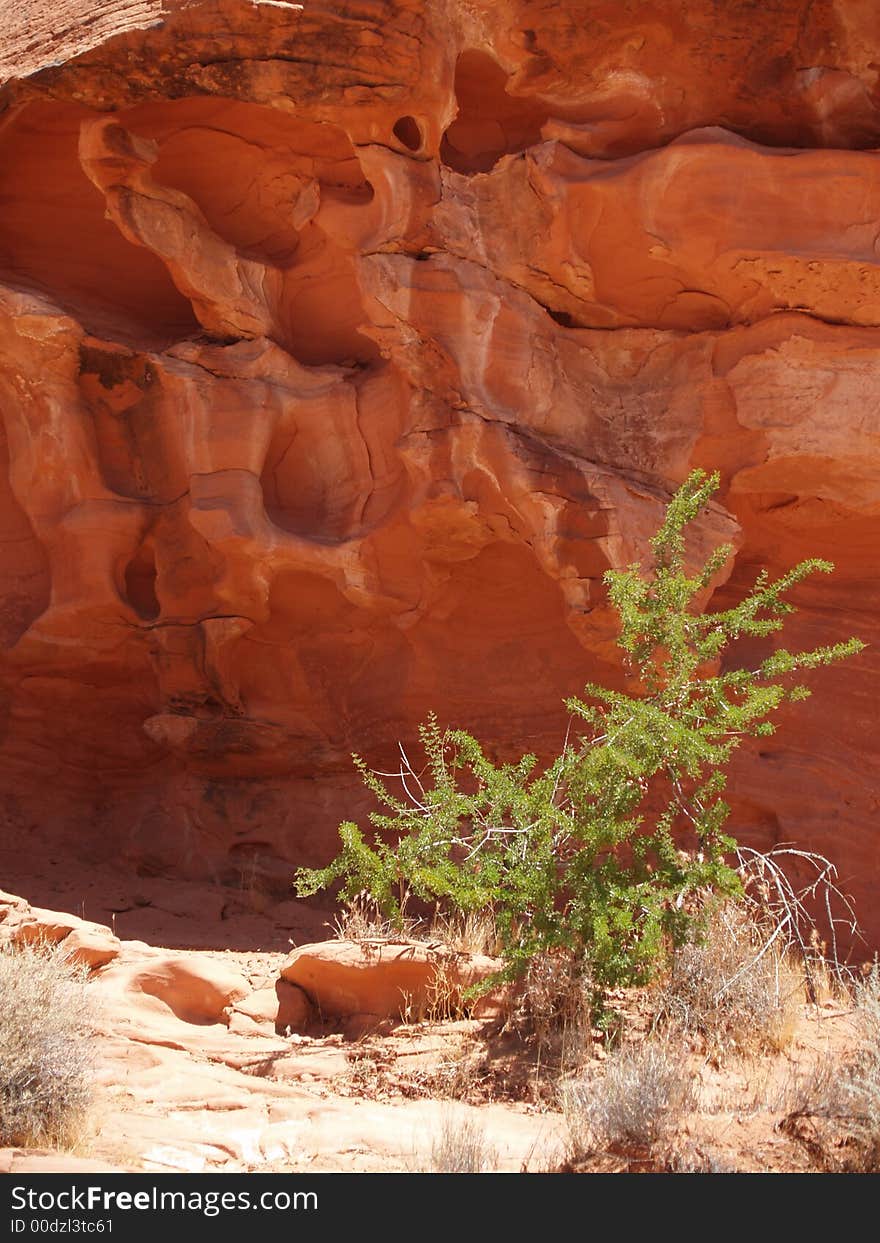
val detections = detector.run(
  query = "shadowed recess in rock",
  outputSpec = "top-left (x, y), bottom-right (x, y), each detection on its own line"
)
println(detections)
top-left (441, 50), bottom-right (550, 173)
top-left (117, 97), bottom-right (381, 366)
top-left (0, 102), bottom-right (200, 347)
top-left (0, 420), bottom-right (51, 647)
top-left (123, 543), bottom-right (160, 622)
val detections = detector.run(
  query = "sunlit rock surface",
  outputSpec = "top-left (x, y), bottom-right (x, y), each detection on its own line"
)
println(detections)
top-left (0, 1), bottom-right (876, 944)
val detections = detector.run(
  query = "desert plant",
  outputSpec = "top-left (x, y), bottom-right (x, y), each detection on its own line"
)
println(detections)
top-left (837, 967), bottom-right (880, 1146)
top-left (506, 949), bottom-right (595, 1053)
top-left (329, 891), bottom-right (418, 943)
top-left (657, 843), bottom-right (860, 1054)
top-left (854, 962), bottom-right (880, 1058)
top-left (427, 908), bottom-right (501, 957)
top-left (733, 845), bottom-right (860, 996)
top-left (397, 1036), bottom-right (488, 1103)
top-left (785, 959), bottom-right (880, 1163)
top-left (425, 1109), bottom-right (498, 1173)
top-left (560, 1038), bottom-right (696, 1159)
top-left (668, 1144), bottom-right (738, 1173)
top-left (296, 471), bottom-right (862, 1013)
top-left (657, 898), bottom-right (804, 1054)
top-left (0, 939), bottom-right (95, 1148)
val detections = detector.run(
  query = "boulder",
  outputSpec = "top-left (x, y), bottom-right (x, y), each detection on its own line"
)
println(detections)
top-left (280, 939), bottom-right (503, 1023)
top-left (0, 892), bottom-right (121, 968)
top-left (104, 954), bottom-right (250, 1025)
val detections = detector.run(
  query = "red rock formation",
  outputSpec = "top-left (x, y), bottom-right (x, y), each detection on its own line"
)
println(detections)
top-left (0, 1), bottom-right (877, 945)
top-left (0, 888), bottom-right (121, 967)
top-left (280, 939), bottom-right (503, 1025)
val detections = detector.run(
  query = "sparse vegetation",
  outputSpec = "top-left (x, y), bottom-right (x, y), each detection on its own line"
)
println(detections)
top-left (403, 1047), bottom-right (487, 1102)
top-left (668, 1144), bottom-right (738, 1173)
top-left (657, 898), bottom-right (804, 1055)
top-left (296, 471), bottom-right (862, 1022)
top-left (505, 949), bottom-right (594, 1056)
top-left (560, 1038), bottom-right (696, 1161)
top-left (328, 891), bottom-right (418, 943)
top-left (654, 841), bottom-right (860, 1061)
top-left (779, 964), bottom-right (880, 1171)
top-left (425, 1110), bottom-right (498, 1173)
top-left (838, 968), bottom-right (880, 1159)
top-left (428, 908), bottom-right (501, 958)
top-left (0, 939), bottom-right (95, 1149)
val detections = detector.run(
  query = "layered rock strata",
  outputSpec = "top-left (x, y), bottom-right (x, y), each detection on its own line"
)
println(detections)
top-left (0, 1), bottom-right (876, 942)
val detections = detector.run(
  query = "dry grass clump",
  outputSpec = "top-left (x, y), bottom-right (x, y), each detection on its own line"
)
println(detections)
top-left (836, 968), bottom-right (880, 1166)
top-left (0, 939), bottom-right (95, 1148)
top-left (428, 909), bottom-right (501, 957)
top-left (332, 895), bottom-right (501, 955)
top-left (418, 1053), bottom-right (485, 1101)
top-left (506, 950), bottom-right (594, 1052)
top-left (852, 964), bottom-right (880, 1070)
top-left (426, 1110), bottom-right (498, 1173)
top-left (668, 1144), bottom-right (739, 1173)
top-left (330, 892), bottom-right (419, 942)
top-left (420, 958), bottom-right (469, 1024)
top-left (330, 894), bottom-right (412, 939)
top-left (781, 965), bottom-right (880, 1171)
top-left (560, 1038), bottom-right (696, 1161)
top-left (657, 901), bottom-right (804, 1055)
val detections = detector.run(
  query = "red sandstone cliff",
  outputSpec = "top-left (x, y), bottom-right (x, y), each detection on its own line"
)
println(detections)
top-left (0, 1), bottom-right (876, 942)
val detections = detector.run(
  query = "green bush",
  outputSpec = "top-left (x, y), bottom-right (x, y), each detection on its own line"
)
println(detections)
top-left (296, 471), bottom-right (862, 1008)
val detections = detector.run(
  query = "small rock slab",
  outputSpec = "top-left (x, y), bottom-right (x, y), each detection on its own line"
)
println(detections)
top-left (0, 889), bottom-right (121, 967)
top-left (0, 1149), bottom-right (123, 1174)
top-left (279, 939), bottom-right (503, 1023)
top-left (102, 954), bottom-right (250, 1025)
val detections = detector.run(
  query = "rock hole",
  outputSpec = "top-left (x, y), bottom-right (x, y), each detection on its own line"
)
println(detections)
top-left (547, 308), bottom-right (577, 328)
top-left (260, 398), bottom-right (377, 543)
top-left (124, 544), bottom-right (160, 621)
top-left (139, 98), bottom-right (372, 265)
top-left (392, 115), bottom-right (423, 152)
top-left (440, 50), bottom-right (550, 174)
top-left (762, 493), bottom-right (799, 512)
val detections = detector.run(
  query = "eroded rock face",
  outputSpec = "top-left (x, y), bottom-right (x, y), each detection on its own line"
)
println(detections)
top-left (0, 2), bottom-right (877, 942)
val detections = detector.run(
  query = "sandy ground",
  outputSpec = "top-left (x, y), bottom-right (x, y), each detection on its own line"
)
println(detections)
top-left (0, 851), bottom-right (872, 1175)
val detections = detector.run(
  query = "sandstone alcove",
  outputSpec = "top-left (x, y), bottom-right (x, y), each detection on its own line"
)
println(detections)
top-left (0, 0), bottom-right (875, 956)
